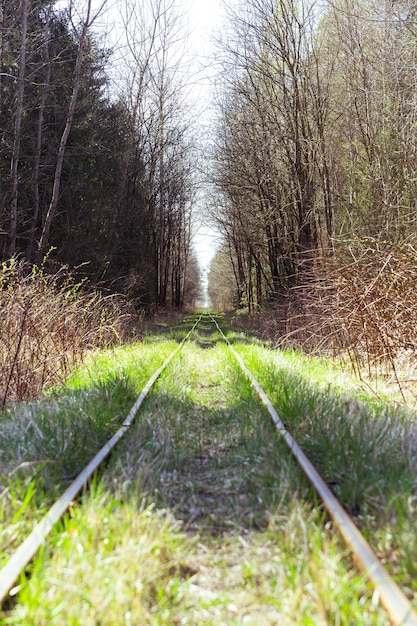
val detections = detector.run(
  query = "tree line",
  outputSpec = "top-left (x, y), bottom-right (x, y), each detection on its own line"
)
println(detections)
top-left (210, 0), bottom-right (417, 311)
top-left (0, 0), bottom-right (199, 310)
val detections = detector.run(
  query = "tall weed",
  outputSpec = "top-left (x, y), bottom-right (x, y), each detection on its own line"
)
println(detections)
top-left (242, 239), bottom-right (417, 402)
top-left (0, 258), bottom-right (138, 405)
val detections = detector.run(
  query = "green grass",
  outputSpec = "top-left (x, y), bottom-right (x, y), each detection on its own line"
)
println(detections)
top-left (0, 338), bottom-right (181, 561)
top-left (236, 343), bottom-right (415, 504)
top-left (1, 314), bottom-right (416, 623)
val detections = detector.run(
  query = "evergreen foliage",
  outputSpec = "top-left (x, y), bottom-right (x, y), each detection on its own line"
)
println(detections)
top-left (0, 0), bottom-right (198, 310)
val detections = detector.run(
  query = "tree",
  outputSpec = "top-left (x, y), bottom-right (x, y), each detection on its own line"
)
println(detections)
top-left (38, 0), bottom-right (107, 254)
top-left (212, 0), bottom-right (333, 308)
top-left (115, 0), bottom-right (197, 309)
top-left (208, 246), bottom-right (236, 311)
top-left (212, 0), bottom-right (417, 314)
top-left (320, 0), bottom-right (417, 241)
top-left (26, 2), bottom-right (53, 262)
top-left (8, 0), bottom-right (29, 257)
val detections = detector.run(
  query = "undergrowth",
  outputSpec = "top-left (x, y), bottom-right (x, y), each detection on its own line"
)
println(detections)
top-left (0, 257), bottom-right (139, 406)
top-left (237, 238), bottom-right (417, 405)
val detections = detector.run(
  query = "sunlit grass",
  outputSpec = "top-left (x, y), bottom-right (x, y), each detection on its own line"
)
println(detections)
top-left (0, 324), bottom-right (191, 565)
top-left (1, 314), bottom-right (415, 623)
top-left (65, 341), bottom-right (179, 391)
top-left (2, 490), bottom-right (387, 626)
top-left (235, 342), bottom-right (415, 507)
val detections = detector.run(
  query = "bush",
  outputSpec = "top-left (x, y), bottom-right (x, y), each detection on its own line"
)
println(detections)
top-left (280, 239), bottom-right (417, 400)
top-left (236, 239), bottom-right (417, 402)
top-left (0, 258), bottom-right (139, 405)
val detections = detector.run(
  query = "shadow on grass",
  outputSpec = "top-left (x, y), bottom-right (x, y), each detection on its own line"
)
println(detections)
top-left (0, 374), bottom-right (141, 501)
top-left (102, 315), bottom-right (417, 532)
top-left (104, 388), bottom-right (312, 534)
top-left (3, 313), bottom-right (414, 541)
top-left (21, 312), bottom-right (413, 533)
top-left (143, 313), bottom-right (265, 349)
top-left (2, 316), bottom-right (405, 626)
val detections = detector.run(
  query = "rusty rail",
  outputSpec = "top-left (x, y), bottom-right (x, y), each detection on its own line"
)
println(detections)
top-left (211, 313), bottom-right (417, 626)
top-left (0, 315), bottom-right (202, 604)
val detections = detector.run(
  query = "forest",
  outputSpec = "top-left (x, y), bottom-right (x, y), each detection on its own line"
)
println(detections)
top-left (211, 0), bottom-right (417, 303)
top-left (209, 0), bottom-right (417, 392)
top-left (0, 0), bottom-right (200, 311)
top-left (2, 0), bottom-right (417, 393)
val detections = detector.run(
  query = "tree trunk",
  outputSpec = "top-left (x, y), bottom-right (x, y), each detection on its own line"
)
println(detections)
top-left (38, 0), bottom-right (93, 255)
top-left (27, 7), bottom-right (52, 262)
top-left (8, 0), bottom-right (29, 257)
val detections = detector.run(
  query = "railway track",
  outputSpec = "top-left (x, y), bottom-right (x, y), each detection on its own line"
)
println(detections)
top-left (0, 313), bottom-right (416, 624)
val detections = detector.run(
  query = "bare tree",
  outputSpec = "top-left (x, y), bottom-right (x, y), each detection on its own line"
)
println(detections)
top-left (8, 0), bottom-right (29, 257)
top-left (213, 0), bottom-right (332, 308)
top-left (115, 0), bottom-right (196, 309)
top-left (317, 0), bottom-right (417, 240)
top-left (26, 3), bottom-right (53, 262)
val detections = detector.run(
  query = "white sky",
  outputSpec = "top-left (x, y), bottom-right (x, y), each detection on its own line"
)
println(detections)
top-left (187, 0), bottom-right (224, 43)
top-left (89, 0), bottom-right (225, 271)
top-left (186, 1), bottom-right (224, 268)
top-left (181, 0), bottom-right (225, 271)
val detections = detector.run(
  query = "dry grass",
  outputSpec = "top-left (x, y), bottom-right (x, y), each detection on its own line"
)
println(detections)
top-left (0, 258), bottom-right (139, 406)
top-left (238, 239), bottom-right (417, 404)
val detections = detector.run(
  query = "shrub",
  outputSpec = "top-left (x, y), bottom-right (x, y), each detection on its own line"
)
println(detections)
top-left (280, 239), bottom-right (417, 400)
top-left (0, 258), bottom-right (139, 406)
top-left (236, 239), bottom-right (417, 402)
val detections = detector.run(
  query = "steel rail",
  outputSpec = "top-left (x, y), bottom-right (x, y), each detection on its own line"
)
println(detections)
top-left (0, 315), bottom-right (202, 606)
top-left (211, 314), bottom-right (417, 626)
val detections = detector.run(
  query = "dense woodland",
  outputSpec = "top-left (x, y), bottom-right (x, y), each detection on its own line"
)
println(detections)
top-left (209, 0), bottom-right (417, 315)
top-left (0, 0), bottom-right (200, 311)
top-left (3, 0), bottom-right (417, 339)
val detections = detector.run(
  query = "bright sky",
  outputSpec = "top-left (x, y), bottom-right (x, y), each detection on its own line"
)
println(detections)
top-left (187, 0), bottom-right (224, 41)
top-left (182, 0), bottom-right (224, 271)
top-left (91, 0), bottom-right (224, 272)
top-left (184, 0), bottom-right (223, 105)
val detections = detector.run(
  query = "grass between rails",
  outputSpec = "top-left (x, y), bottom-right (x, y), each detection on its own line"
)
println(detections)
top-left (0, 314), bottom-right (416, 623)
